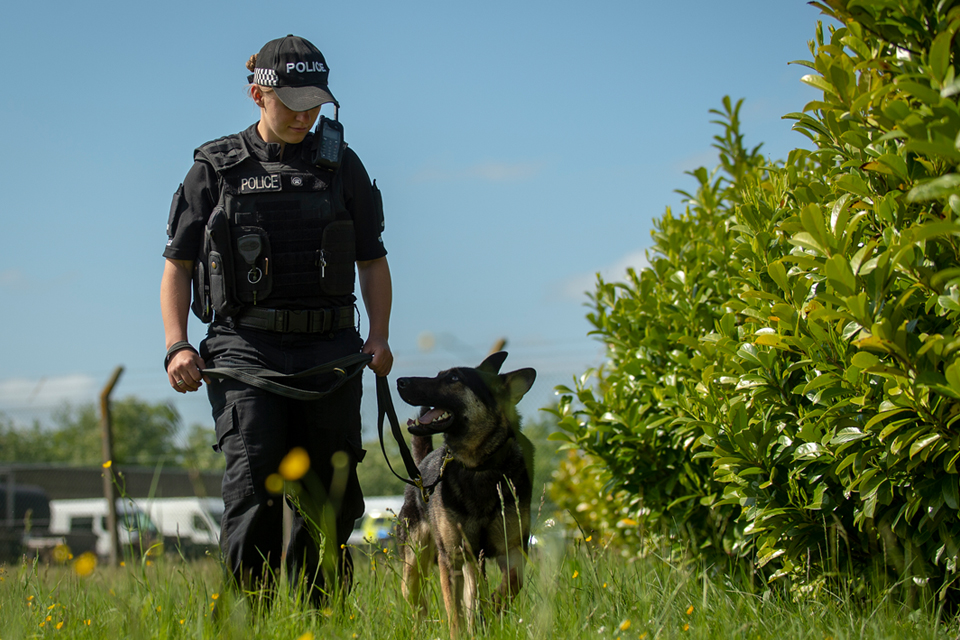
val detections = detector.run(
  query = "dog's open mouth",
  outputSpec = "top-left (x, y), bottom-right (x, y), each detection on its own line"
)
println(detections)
top-left (407, 407), bottom-right (454, 436)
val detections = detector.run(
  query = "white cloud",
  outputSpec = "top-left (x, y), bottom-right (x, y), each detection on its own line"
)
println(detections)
top-left (557, 249), bottom-right (650, 301)
top-left (0, 375), bottom-right (97, 408)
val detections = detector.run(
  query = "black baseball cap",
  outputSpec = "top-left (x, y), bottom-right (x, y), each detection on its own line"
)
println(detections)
top-left (248, 35), bottom-right (338, 111)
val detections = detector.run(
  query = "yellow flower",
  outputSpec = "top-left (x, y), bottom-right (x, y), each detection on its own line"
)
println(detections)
top-left (686, 605), bottom-right (694, 615)
top-left (56, 621), bottom-right (63, 630)
top-left (84, 619), bottom-right (91, 626)
top-left (572, 570), bottom-right (579, 579)
top-left (179, 619), bottom-right (185, 625)
top-left (52, 544), bottom-right (71, 563)
top-left (46, 615), bottom-right (52, 621)
top-left (585, 535), bottom-right (592, 542)
top-left (297, 633), bottom-right (315, 640)
top-left (619, 619), bottom-right (631, 631)
top-left (265, 473), bottom-right (284, 494)
top-left (73, 552), bottom-right (97, 577)
top-left (683, 623), bottom-right (690, 631)
top-left (211, 593), bottom-right (219, 600)
top-left (102, 460), bottom-right (112, 469)
top-left (279, 447), bottom-right (311, 481)
top-left (47, 604), bottom-right (56, 610)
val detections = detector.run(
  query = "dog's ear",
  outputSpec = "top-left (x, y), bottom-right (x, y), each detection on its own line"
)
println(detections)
top-left (501, 368), bottom-right (536, 404)
top-left (478, 351), bottom-right (509, 374)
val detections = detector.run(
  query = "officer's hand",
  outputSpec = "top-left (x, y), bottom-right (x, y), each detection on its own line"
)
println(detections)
top-left (167, 349), bottom-right (207, 393)
top-left (362, 336), bottom-right (393, 377)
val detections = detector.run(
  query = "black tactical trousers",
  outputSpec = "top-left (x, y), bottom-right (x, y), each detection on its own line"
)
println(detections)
top-left (201, 322), bottom-right (366, 603)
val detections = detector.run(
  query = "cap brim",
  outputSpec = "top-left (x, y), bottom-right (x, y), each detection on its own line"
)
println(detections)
top-left (273, 85), bottom-right (338, 111)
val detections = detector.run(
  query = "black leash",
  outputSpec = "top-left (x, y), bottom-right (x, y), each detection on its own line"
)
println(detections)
top-left (205, 354), bottom-right (431, 499)
top-left (375, 376), bottom-right (439, 501)
top-left (203, 352), bottom-right (372, 401)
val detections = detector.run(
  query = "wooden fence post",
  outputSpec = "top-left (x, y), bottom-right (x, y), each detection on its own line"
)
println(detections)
top-left (100, 366), bottom-right (123, 567)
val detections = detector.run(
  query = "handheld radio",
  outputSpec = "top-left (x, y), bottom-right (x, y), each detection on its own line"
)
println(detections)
top-left (313, 115), bottom-right (344, 170)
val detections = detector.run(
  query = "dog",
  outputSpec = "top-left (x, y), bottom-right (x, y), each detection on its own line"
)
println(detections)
top-left (395, 351), bottom-right (536, 637)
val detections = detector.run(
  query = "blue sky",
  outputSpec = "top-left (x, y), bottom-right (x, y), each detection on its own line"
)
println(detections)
top-left (0, 1), bottom-right (831, 437)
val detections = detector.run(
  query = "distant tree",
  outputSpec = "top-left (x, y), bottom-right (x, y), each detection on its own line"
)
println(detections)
top-left (0, 414), bottom-right (57, 463)
top-left (357, 434), bottom-right (409, 498)
top-left (46, 397), bottom-right (181, 467)
top-left (181, 422), bottom-right (224, 471)
top-left (0, 399), bottom-right (224, 471)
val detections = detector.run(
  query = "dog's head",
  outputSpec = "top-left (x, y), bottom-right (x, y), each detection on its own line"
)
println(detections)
top-left (397, 351), bottom-right (536, 437)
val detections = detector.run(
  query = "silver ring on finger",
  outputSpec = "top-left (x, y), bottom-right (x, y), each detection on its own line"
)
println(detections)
top-left (176, 380), bottom-right (185, 387)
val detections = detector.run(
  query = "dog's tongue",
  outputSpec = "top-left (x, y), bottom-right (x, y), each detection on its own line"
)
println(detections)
top-left (419, 408), bottom-right (446, 425)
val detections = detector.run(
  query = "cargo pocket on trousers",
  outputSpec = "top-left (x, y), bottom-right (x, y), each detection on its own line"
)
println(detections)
top-left (214, 404), bottom-right (254, 503)
top-left (342, 440), bottom-right (367, 522)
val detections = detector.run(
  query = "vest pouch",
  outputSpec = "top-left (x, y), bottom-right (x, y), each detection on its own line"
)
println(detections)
top-left (204, 206), bottom-right (242, 317)
top-left (319, 220), bottom-right (356, 296)
top-left (232, 227), bottom-right (273, 305)
top-left (190, 259), bottom-right (212, 323)
top-left (208, 250), bottom-right (241, 317)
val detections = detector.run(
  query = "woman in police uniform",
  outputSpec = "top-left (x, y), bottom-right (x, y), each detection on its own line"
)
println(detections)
top-left (160, 34), bottom-right (392, 603)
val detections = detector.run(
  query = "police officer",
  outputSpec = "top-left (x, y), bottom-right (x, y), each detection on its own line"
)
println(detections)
top-left (160, 34), bottom-right (393, 603)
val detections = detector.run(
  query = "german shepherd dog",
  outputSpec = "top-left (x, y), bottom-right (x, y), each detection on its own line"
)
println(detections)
top-left (395, 352), bottom-right (536, 637)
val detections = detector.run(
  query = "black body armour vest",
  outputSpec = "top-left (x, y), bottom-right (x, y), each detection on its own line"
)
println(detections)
top-left (191, 133), bottom-right (356, 322)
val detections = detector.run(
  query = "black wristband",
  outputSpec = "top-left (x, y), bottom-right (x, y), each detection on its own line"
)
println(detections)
top-left (164, 341), bottom-right (198, 372)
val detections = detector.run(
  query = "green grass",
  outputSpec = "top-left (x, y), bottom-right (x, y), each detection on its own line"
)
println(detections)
top-left (1, 531), bottom-right (956, 639)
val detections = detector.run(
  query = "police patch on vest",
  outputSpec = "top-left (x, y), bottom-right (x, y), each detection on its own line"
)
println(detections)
top-left (240, 174), bottom-right (282, 193)
top-left (284, 173), bottom-right (327, 191)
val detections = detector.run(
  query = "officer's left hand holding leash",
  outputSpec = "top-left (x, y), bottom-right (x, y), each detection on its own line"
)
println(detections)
top-left (363, 335), bottom-right (393, 377)
top-left (165, 342), bottom-right (207, 393)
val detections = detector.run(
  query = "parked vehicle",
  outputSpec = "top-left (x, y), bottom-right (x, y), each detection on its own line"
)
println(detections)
top-left (49, 498), bottom-right (158, 559)
top-left (347, 495), bottom-right (404, 549)
top-left (136, 497), bottom-right (223, 558)
top-left (0, 483), bottom-right (64, 563)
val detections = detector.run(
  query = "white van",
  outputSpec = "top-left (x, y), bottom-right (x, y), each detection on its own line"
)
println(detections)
top-left (137, 497), bottom-right (224, 558)
top-left (49, 498), bottom-right (157, 559)
top-left (347, 495), bottom-right (404, 548)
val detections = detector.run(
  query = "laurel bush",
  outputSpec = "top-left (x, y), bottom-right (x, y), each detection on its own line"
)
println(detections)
top-left (552, 0), bottom-right (960, 602)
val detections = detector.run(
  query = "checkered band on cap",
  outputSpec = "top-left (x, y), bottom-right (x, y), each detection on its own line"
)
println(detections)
top-left (253, 68), bottom-right (278, 87)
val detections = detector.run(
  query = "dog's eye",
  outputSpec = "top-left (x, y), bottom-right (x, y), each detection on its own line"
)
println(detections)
top-left (448, 374), bottom-right (459, 383)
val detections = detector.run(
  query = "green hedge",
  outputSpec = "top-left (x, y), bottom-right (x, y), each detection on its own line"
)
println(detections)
top-left (552, 0), bottom-right (960, 601)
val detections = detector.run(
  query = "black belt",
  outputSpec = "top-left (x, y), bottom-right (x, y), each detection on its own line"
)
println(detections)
top-left (233, 306), bottom-right (355, 333)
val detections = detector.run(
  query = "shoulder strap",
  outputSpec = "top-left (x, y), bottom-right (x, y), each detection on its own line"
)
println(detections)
top-left (195, 133), bottom-right (250, 173)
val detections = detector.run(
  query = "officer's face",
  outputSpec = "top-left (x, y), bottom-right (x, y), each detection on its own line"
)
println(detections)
top-left (255, 88), bottom-right (321, 146)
